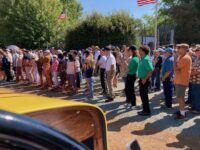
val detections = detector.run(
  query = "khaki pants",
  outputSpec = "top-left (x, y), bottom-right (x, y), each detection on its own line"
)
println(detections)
top-left (106, 70), bottom-right (116, 98)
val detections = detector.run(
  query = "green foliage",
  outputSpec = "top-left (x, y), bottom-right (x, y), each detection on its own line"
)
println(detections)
top-left (161, 0), bottom-right (200, 43)
top-left (0, 0), bottom-right (82, 49)
top-left (65, 11), bottom-right (139, 50)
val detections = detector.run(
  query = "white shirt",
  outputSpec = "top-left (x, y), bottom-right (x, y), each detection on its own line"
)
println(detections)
top-left (75, 58), bottom-right (81, 73)
top-left (12, 53), bottom-right (18, 67)
top-left (94, 50), bottom-right (100, 61)
top-left (106, 53), bottom-right (116, 71)
top-left (98, 56), bottom-right (107, 69)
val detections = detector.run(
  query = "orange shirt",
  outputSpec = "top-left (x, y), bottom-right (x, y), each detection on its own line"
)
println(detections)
top-left (174, 54), bottom-right (192, 86)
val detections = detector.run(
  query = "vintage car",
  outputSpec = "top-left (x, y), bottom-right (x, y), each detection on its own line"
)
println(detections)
top-left (0, 90), bottom-right (107, 150)
top-left (0, 89), bottom-right (141, 150)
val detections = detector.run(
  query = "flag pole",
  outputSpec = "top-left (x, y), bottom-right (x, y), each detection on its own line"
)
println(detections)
top-left (154, 0), bottom-right (158, 50)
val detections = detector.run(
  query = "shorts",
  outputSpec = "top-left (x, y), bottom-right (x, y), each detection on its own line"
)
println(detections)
top-left (175, 84), bottom-right (187, 98)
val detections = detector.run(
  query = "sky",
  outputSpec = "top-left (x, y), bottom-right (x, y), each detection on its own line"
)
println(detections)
top-left (80, 0), bottom-right (155, 18)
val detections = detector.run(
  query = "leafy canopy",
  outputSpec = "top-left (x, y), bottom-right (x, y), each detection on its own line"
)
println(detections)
top-left (0, 0), bottom-right (82, 49)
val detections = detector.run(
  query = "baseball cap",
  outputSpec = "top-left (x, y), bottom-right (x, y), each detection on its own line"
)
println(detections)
top-left (165, 47), bottom-right (174, 53)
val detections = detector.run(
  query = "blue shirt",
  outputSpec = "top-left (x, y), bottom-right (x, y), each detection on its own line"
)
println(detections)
top-left (162, 56), bottom-right (174, 81)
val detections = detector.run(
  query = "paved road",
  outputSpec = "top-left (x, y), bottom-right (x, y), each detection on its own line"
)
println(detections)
top-left (0, 80), bottom-right (200, 150)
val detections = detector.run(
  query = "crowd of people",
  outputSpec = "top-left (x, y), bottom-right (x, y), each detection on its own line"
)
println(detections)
top-left (0, 43), bottom-right (200, 119)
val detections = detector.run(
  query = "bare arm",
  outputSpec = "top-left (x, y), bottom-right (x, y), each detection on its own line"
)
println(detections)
top-left (162, 71), bottom-right (171, 81)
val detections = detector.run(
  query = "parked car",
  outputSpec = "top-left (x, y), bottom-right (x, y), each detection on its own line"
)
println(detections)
top-left (0, 90), bottom-right (141, 150)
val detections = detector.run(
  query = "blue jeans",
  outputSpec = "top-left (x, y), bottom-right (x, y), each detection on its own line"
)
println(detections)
top-left (87, 77), bottom-right (94, 97)
top-left (163, 80), bottom-right (173, 107)
top-left (191, 84), bottom-right (200, 111)
top-left (152, 68), bottom-right (161, 89)
top-left (68, 74), bottom-right (76, 88)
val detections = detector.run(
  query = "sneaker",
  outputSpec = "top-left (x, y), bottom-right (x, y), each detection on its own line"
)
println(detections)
top-left (137, 111), bottom-right (151, 116)
top-left (127, 104), bottom-right (133, 109)
top-left (124, 103), bottom-right (129, 107)
top-left (129, 106), bottom-right (141, 110)
top-left (173, 111), bottom-right (187, 120)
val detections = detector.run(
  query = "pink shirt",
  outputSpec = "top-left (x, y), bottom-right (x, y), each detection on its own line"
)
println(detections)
top-left (67, 61), bottom-right (76, 74)
top-left (52, 60), bottom-right (59, 72)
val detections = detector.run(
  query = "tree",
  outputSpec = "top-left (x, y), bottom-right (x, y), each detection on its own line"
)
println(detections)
top-left (65, 11), bottom-right (140, 50)
top-left (0, 0), bottom-right (82, 49)
top-left (161, 0), bottom-right (200, 43)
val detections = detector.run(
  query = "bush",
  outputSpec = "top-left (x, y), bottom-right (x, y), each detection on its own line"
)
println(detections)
top-left (65, 11), bottom-right (139, 50)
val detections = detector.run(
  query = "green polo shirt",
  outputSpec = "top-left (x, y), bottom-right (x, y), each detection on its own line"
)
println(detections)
top-left (128, 56), bottom-right (139, 75)
top-left (138, 55), bottom-right (154, 78)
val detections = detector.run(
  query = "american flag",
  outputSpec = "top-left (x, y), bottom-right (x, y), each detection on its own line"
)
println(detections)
top-left (137, 0), bottom-right (156, 6)
top-left (58, 11), bottom-right (66, 20)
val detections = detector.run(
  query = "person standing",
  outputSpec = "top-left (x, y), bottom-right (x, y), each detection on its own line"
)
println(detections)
top-left (66, 53), bottom-right (77, 92)
top-left (2, 50), bottom-right (12, 82)
top-left (161, 48), bottom-right (174, 109)
top-left (16, 50), bottom-right (23, 82)
top-left (97, 49), bottom-right (107, 94)
top-left (94, 46), bottom-right (101, 63)
top-left (73, 51), bottom-right (81, 89)
top-left (37, 51), bottom-right (44, 86)
top-left (83, 50), bottom-right (94, 99)
top-left (174, 44), bottom-right (192, 119)
top-left (125, 45), bottom-right (139, 108)
top-left (51, 55), bottom-right (59, 88)
top-left (137, 45), bottom-right (154, 116)
top-left (151, 50), bottom-right (162, 91)
top-left (189, 46), bottom-right (200, 114)
top-left (103, 46), bottom-right (116, 102)
top-left (43, 50), bottom-right (52, 89)
top-left (121, 46), bottom-right (130, 86)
